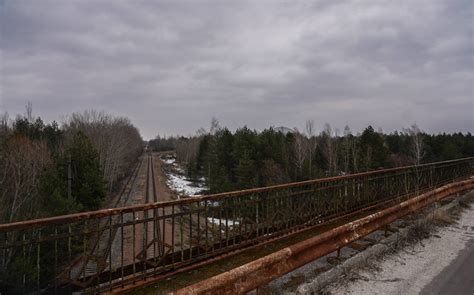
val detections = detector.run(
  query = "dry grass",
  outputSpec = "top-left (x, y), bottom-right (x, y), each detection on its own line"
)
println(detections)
top-left (458, 198), bottom-right (471, 209)
top-left (429, 210), bottom-right (454, 226)
top-left (291, 193), bottom-right (474, 295)
top-left (389, 219), bottom-right (432, 251)
top-left (283, 275), bottom-right (307, 290)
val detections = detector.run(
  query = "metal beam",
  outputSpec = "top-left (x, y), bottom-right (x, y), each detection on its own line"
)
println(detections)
top-left (175, 178), bottom-right (474, 294)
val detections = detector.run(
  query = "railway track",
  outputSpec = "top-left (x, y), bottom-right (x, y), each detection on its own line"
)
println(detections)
top-left (0, 157), bottom-right (472, 294)
top-left (138, 153), bottom-right (194, 270)
top-left (147, 153), bottom-right (158, 203)
top-left (61, 155), bottom-right (145, 284)
top-left (138, 153), bottom-right (164, 263)
top-left (66, 153), bottom-right (165, 288)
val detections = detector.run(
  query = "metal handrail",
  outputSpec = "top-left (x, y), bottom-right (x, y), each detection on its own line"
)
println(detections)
top-left (1, 157), bottom-right (472, 231)
top-left (0, 157), bottom-right (472, 294)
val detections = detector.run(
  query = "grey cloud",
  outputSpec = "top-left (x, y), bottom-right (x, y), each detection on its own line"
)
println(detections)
top-left (0, 0), bottom-right (472, 138)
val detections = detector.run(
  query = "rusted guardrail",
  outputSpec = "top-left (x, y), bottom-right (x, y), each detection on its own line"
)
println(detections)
top-left (0, 158), bottom-right (473, 294)
top-left (176, 178), bottom-right (474, 294)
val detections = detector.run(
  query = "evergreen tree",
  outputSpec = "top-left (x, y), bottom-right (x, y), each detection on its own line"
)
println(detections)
top-left (189, 122), bottom-right (473, 194)
top-left (234, 151), bottom-right (257, 189)
top-left (359, 126), bottom-right (389, 170)
top-left (65, 131), bottom-right (106, 210)
top-left (215, 128), bottom-right (235, 182)
top-left (42, 121), bottom-right (63, 153)
top-left (38, 166), bottom-right (81, 216)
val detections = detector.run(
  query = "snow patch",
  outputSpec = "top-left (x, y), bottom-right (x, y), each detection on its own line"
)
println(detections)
top-left (328, 205), bottom-right (474, 295)
top-left (160, 155), bottom-right (207, 197)
top-left (167, 174), bottom-right (205, 197)
top-left (207, 218), bottom-right (240, 230)
top-left (162, 158), bottom-right (175, 165)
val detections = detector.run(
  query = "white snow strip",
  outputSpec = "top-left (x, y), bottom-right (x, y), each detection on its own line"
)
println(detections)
top-left (328, 206), bottom-right (474, 295)
top-left (207, 217), bottom-right (240, 228)
top-left (161, 155), bottom-right (208, 197)
top-left (162, 158), bottom-right (175, 165)
top-left (166, 174), bottom-right (205, 196)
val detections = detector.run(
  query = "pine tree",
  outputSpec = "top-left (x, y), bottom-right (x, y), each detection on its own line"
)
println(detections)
top-left (38, 166), bottom-right (81, 216)
top-left (215, 128), bottom-right (235, 182)
top-left (65, 131), bottom-right (106, 210)
top-left (359, 126), bottom-right (388, 170)
top-left (234, 151), bottom-right (257, 189)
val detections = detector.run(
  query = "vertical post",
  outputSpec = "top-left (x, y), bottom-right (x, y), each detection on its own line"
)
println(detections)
top-left (120, 212), bottom-right (124, 288)
top-left (430, 166), bottom-right (433, 189)
top-left (132, 210), bottom-right (136, 283)
top-left (22, 233), bottom-right (26, 293)
top-left (54, 228), bottom-right (58, 294)
top-left (171, 205), bottom-right (175, 266)
top-left (255, 194), bottom-right (259, 234)
top-left (161, 207), bottom-right (165, 264)
top-left (37, 230), bottom-right (41, 293)
top-left (108, 215), bottom-right (112, 291)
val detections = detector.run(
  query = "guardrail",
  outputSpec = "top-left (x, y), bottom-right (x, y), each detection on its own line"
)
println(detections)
top-left (0, 158), bottom-right (473, 294)
top-left (177, 178), bottom-right (474, 294)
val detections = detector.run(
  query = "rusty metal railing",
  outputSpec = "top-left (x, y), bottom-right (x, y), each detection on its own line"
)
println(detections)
top-left (176, 178), bottom-right (474, 294)
top-left (0, 158), bottom-right (473, 294)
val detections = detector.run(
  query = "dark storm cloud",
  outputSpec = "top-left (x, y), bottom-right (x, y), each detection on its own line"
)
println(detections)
top-left (1, 0), bottom-right (472, 138)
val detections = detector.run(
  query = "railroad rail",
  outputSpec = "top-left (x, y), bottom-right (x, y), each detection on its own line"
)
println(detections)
top-left (0, 157), bottom-right (472, 294)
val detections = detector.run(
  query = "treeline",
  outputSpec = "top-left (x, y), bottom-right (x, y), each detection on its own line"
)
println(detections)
top-left (0, 107), bottom-right (143, 223)
top-left (151, 120), bottom-right (473, 194)
top-left (149, 135), bottom-right (178, 151)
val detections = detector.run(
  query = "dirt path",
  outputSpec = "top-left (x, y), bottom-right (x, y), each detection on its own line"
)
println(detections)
top-left (152, 152), bottom-right (177, 203)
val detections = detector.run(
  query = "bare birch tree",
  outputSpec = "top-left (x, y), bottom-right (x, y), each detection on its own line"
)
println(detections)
top-left (0, 113), bottom-right (8, 196)
top-left (176, 135), bottom-right (201, 165)
top-left (210, 117), bottom-right (221, 135)
top-left (305, 120), bottom-right (317, 176)
top-left (351, 133), bottom-right (360, 172)
top-left (292, 128), bottom-right (308, 178)
top-left (404, 123), bottom-right (425, 165)
top-left (342, 125), bottom-right (352, 173)
top-left (321, 123), bottom-right (338, 175)
top-left (63, 110), bottom-right (143, 192)
top-left (2, 137), bottom-right (51, 223)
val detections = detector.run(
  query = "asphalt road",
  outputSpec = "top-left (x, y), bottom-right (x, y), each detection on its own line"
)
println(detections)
top-left (421, 235), bottom-right (474, 295)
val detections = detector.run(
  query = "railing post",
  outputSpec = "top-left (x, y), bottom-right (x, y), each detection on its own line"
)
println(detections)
top-left (0, 157), bottom-right (472, 293)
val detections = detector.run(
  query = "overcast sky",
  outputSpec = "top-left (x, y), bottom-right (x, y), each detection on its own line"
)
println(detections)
top-left (0, 0), bottom-right (472, 139)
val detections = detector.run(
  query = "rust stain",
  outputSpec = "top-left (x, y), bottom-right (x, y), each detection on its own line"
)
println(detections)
top-left (1, 157), bottom-right (472, 232)
top-left (174, 179), bottom-right (474, 295)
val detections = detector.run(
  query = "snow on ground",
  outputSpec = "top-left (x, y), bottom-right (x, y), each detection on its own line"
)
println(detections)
top-left (162, 158), bottom-right (175, 165)
top-left (161, 155), bottom-right (235, 226)
top-left (207, 217), bottom-right (240, 228)
top-left (160, 155), bottom-right (207, 197)
top-left (327, 205), bottom-right (474, 295)
top-left (167, 173), bottom-right (206, 196)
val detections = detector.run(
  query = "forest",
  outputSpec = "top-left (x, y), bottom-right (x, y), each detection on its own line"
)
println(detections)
top-left (150, 119), bottom-right (474, 194)
top-left (0, 110), bottom-right (471, 292)
top-left (0, 106), bottom-right (143, 223)
top-left (2, 107), bottom-right (473, 222)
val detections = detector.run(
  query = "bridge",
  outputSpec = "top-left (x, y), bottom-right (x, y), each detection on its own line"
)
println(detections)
top-left (0, 157), bottom-right (473, 294)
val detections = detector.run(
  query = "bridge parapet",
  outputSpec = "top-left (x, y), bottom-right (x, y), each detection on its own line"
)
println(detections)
top-left (0, 158), bottom-right (472, 294)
